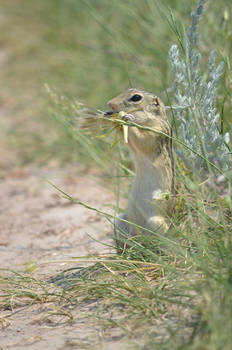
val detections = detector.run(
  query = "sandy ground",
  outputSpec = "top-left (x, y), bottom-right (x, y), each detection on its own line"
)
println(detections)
top-left (0, 166), bottom-right (134, 350)
top-left (0, 166), bottom-right (114, 270)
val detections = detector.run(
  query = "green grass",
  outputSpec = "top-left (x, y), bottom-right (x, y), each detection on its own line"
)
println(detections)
top-left (0, 0), bottom-right (232, 348)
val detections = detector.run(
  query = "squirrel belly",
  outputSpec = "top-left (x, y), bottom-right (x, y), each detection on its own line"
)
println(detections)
top-left (115, 144), bottom-right (173, 247)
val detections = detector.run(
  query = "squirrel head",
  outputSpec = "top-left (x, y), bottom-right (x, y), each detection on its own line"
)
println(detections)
top-left (107, 88), bottom-right (166, 118)
top-left (106, 88), bottom-right (172, 157)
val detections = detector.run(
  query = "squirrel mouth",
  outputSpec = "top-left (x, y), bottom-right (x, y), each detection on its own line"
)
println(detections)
top-left (104, 110), bottom-right (129, 144)
top-left (104, 110), bottom-right (114, 116)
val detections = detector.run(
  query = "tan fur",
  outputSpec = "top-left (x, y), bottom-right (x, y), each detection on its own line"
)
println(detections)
top-left (107, 88), bottom-right (175, 248)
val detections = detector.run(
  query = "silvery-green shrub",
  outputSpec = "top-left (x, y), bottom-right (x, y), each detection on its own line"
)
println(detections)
top-left (169, 0), bottom-right (231, 176)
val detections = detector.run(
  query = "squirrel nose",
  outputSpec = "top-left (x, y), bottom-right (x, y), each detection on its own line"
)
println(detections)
top-left (108, 101), bottom-right (119, 112)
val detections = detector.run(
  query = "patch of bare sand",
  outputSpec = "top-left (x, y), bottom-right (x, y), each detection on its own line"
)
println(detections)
top-left (0, 167), bottom-right (114, 269)
top-left (0, 167), bottom-right (136, 350)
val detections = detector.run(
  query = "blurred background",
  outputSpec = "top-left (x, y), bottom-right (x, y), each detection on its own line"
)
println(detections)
top-left (0, 0), bottom-right (231, 171)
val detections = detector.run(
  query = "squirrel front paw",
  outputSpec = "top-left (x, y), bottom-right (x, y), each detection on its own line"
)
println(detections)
top-left (120, 113), bottom-right (135, 122)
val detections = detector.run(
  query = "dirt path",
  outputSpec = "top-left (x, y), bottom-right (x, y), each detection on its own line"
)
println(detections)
top-left (0, 166), bottom-right (114, 269)
top-left (0, 167), bottom-right (130, 350)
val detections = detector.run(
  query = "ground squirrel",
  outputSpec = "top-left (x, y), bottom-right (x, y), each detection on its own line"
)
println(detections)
top-left (105, 88), bottom-right (175, 249)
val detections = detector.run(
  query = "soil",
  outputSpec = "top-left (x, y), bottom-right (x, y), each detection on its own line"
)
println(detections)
top-left (0, 166), bottom-right (132, 350)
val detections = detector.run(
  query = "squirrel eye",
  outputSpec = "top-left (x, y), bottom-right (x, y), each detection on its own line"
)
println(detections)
top-left (129, 94), bottom-right (142, 102)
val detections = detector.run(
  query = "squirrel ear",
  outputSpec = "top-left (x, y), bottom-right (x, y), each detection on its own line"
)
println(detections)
top-left (153, 96), bottom-right (160, 106)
